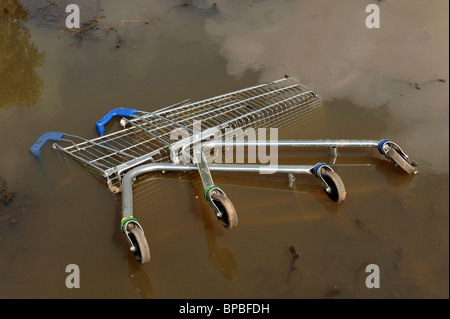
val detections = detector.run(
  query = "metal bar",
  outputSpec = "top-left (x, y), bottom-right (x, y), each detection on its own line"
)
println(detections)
top-left (194, 148), bottom-right (215, 190)
top-left (174, 139), bottom-right (380, 164)
top-left (121, 163), bottom-right (314, 220)
top-left (203, 140), bottom-right (380, 148)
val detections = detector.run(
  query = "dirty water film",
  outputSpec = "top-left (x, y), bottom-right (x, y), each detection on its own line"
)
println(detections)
top-left (0, 0), bottom-right (448, 299)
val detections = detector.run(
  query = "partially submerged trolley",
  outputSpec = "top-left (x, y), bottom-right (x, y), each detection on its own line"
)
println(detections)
top-left (31, 78), bottom-right (418, 264)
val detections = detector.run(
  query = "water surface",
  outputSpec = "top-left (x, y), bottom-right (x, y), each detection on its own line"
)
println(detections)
top-left (0, 0), bottom-right (448, 298)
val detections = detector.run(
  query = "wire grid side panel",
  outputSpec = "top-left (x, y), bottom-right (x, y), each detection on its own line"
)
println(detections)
top-left (119, 78), bottom-right (322, 161)
top-left (156, 78), bottom-right (313, 131)
top-left (57, 78), bottom-right (322, 189)
top-left (58, 151), bottom-right (112, 189)
top-left (59, 136), bottom-right (137, 173)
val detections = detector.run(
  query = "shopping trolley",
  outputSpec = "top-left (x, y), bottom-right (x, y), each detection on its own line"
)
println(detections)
top-left (30, 78), bottom-right (417, 264)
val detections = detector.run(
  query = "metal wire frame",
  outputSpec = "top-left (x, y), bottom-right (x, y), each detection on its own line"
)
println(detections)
top-left (50, 78), bottom-right (322, 190)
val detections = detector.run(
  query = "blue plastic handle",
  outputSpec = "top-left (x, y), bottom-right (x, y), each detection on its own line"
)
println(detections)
top-left (96, 108), bottom-right (138, 135)
top-left (30, 132), bottom-right (65, 157)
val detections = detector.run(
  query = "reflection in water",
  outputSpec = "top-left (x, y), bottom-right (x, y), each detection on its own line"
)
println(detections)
top-left (204, 0), bottom-right (449, 171)
top-left (0, 0), bottom-right (45, 109)
top-left (191, 179), bottom-right (239, 282)
top-left (127, 249), bottom-right (155, 299)
top-left (134, 174), bottom-right (240, 284)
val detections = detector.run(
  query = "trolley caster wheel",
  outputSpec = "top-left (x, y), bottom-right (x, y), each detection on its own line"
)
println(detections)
top-left (122, 219), bottom-right (150, 264)
top-left (378, 140), bottom-right (418, 175)
top-left (313, 163), bottom-right (346, 203)
top-left (206, 187), bottom-right (238, 229)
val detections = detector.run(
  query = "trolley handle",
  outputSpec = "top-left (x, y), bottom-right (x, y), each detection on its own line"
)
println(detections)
top-left (30, 132), bottom-right (65, 157)
top-left (96, 108), bottom-right (138, 135)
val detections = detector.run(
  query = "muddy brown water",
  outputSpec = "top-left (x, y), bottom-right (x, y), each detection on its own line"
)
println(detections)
top-left (0, 0), bottom-right (448, 298)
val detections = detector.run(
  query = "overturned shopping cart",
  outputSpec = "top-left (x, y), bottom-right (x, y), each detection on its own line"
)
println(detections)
top-left (30, 78), bottom-right (418, 264)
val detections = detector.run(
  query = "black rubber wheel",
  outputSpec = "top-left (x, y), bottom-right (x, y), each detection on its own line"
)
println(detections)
top-left (320, 168), bottom-right (346, 203)
top-left (386, 147), bottom-right (417, 174)
top-left (211, 193), bottom-right (238, 230)
top-left (127, 224), bottom-right (150, 264)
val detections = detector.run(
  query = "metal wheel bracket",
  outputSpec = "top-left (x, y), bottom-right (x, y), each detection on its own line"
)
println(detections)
top-left (121, 218), bottom-right (150, 264)
top-left (378, 140), bottom-right (418, 174)
top-left (379, 140), bottom-right (405, 161)
top-left (206, 186), bottom-right (227, 218)
top-left (122, 218), bottom-right (145, 253)
top-left (205, 186), bottom-right (238, 229)
top-left (312, 163), bottom-right (332, 194)
top-left (312, 162), bottom-right (346, 202)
